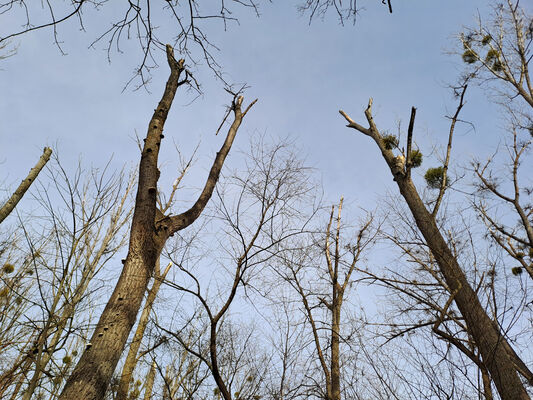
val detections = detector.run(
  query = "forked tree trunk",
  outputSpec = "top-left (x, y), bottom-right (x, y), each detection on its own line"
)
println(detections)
top-left (340, 102), bottom-right (530, 400)
top-left (59, 45), bottom-right (256, 400)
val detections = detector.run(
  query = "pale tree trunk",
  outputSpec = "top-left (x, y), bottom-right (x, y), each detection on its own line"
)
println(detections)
top-left (143, 361), bottom-right (156, 400)
top-left (325, 198), bottom-right (367, 400)
top-left (59, 45), bottom-right (256, 400)
top-left (0, 147), bottom-right (52, 224)
top-left (481, 365), bottom-right (494, 400)
top-left (116, 261), bottom-right (172, 400)
top-left (328, 202), bottom-right (342, 400)
top-left (325, 198), bottom-right (370, 400)
top-left (340, 101), bottom-right (530, 400)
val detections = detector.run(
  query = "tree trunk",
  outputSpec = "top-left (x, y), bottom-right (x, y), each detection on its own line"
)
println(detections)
top-left (116, 261), bottom-right (171, 400)
top-left (59, 45), bottom-right (255, 400)
top-left (340, 102), bottom-right (530, 400)
top-left (396, 179), bottom-right (528, 399)
top-left (330, 290), bottom-right (342, 400)
top-left (0, 147), bottom-right (52, 224)
top-left (481, 365), bottom-right (494, 400)
top-left (143, 361), bottom-right (157, 400)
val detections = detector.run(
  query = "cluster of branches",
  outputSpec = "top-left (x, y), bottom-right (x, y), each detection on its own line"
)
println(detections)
top-left (0, 0), bottom-right (392, 87)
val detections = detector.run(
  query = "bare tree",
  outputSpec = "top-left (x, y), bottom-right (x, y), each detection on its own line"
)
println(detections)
top-left (0, 232), bottom-right (35, 399)
top-left (472, 126), bottom-right (533, 281)
top-left (57, 45), bottom-right (255, 400)
top-left (0, 156), bottom-right (134, 400)
top-left (339, 94), bottom-right (530, 399)
top-left (156, 328), bottom-right (211, 400)
top-left (334, 4), bottom-right (533, 395)
top-left (0, 1), bottom-right (393, 86)
top-left (359, 202), bottom-right (502, 399)
top-left (458, 0), bottom-right (533, 282)
top-left (298, 0), bottom-right (392, 23)
top-left (155, 137), bottom-right (315, 400)
top-left (271, 199), bottom-right (375, 400)
top-left (459, 0), bottom-right (533, 108)
top-left (0, 1), bottom-right (261, 85)
top-left (262, 295), bottom-right (311, 400)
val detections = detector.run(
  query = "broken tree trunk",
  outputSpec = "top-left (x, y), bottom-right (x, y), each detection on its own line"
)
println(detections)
top-left (0, 147), bottom-right (52, 224)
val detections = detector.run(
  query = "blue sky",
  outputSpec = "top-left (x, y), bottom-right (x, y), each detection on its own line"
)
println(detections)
top-left (0, 0), bottom-right (503, 213)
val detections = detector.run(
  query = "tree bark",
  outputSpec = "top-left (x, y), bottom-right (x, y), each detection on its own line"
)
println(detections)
top-left (143, 361), bottom-right (157, 400)
top-left (59, 45), bottom-right (255, 400)
top-left (0, 147), bottom-right (52, 224)
top-left (481, 365), bottom-right (494, 400)
top-left (328, 202), bottom-right (343, 400)
top-left (116, 261), bottom-right (172, 400)
top-left (330, 292), bottom-right (342, 400)
top-left (340, 101), bottom-right (530, 400)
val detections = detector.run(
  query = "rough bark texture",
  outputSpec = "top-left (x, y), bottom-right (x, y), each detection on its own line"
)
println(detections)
top-left (395, 179), bottom-right (528, 400)
top-left (0, 147), bottom-right (52, 224)
top-left (481, 365), bottom-right (494, 400)
top-left (340, 101), bottom-right (530, 400)
top-left (59, 45), bottom-right (255, 400)
top-left (116, 262), bottom-right (171, 400)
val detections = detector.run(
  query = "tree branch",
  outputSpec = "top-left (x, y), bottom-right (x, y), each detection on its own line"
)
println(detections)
top-left (0, 147), bottom-right (52, 224)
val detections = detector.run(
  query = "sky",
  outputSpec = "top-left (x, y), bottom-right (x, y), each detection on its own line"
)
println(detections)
top-left (0, 0), bottom-right (504, 215)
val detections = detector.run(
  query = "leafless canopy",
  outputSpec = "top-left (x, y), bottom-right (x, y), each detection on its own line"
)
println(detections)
top-left (299, 0), bottom-right (391, 24)
top-left (0, 0), bottom-right (392, 86)
top-left (0, 0), bottom-right (261, 86)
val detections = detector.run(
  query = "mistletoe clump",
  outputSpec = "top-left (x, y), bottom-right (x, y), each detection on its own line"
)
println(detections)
top-left (424, 166), bottom-right (446, 189)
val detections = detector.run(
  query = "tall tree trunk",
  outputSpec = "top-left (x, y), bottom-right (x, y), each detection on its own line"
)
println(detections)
top-left (340, 102), bottom-right (530, 400)
top-left (0, 147), bottom-right (52, 224)
top-left (330, 291), bottom-right (342, 400)
top-left (116, 261), bottom-right (172, 400)
top-left (59, 45), bottom-right (256, 400)
top-left (395, 179), bottom-right (528, 400)
top-left (143, 361), bottom-right (157, 400)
